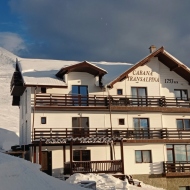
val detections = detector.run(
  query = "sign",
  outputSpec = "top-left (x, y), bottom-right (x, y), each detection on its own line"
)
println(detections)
top-left (127, 69), bottom-right (159, 82)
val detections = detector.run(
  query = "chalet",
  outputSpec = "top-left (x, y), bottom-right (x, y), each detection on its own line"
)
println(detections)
top-left (10, 46), bottom-right (190, 190)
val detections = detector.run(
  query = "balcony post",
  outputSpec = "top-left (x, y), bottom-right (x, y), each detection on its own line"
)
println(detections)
top-left (34, 145), bottom-right (36, 163)
top-left (70, 140), bottom-right (73, 175)
top-left (120, 140), bottom-right (124, 174)
top-left (39, 140), bottom-right (42, 165)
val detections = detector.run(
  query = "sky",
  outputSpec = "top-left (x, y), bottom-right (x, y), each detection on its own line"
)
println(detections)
top-left (1, 1), bottom-right (190, 66)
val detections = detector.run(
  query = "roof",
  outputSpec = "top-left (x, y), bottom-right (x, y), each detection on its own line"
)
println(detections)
top-left (109, 47), bottom-right (190, 87)
top-left (17, 58), bottom-right (133, 87)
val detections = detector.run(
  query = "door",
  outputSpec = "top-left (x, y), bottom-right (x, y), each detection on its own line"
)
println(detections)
top-left (41, 151), bottom-right (52, 175)
top-left (72, 117), bottom-right (89, 137)
top-left (72, 85), bottom-right (88, 106)
top-left (133, 118), bottom-right (149, 139)
top-left (131, 87), bottom-right (147, 106)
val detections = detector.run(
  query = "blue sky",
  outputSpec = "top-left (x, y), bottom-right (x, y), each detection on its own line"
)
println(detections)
top-left (1, 0), bottom-right (190, 66)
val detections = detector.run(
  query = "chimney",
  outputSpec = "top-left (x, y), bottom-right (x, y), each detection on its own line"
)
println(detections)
top-left (149, 45), bottom-right (156, 53)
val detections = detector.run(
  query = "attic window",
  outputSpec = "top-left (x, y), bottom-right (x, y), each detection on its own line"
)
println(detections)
top-left (41, 88), bottom-right (46, 93)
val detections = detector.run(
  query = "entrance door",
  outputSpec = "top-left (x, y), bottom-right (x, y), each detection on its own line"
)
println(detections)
top-left (72, 85), bottom-right (88, 106)
top-left (131, 87), bottom-right (147, 106)
top-left (72, 117), bottom-right (89, 137)
top-left (41, 151), bottom-right (52, 175)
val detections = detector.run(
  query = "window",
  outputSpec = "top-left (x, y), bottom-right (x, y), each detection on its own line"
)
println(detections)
top-left (133, 118), bottom-right (149, 129)
top-left (135, 150), bottom-right (152, 163)
top-left (117, 89), bottom-right (123, 95)
top-left (41, 88), bottom-right (46, 93)
top-left (119, 119), bottom-right (125, 125)
top-left (174, 89), bottom-right (188, 100)
top-left (73, 150), bottom-right (91, 161)
top-left (177, 119), bottom-right (190, 130)
top-left (167, 145), bottom-right (190, 162)
top-left (41, 117), bottom-right (47, 124)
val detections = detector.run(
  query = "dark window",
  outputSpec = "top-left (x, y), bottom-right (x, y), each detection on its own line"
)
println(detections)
top-left (135, 150), bottom-right (152, 163)
top-left (119, 119), bottom-right (125, 125)
top-left (73, 150), bottom-right (91, 161)
top-left (72, 117), bottom-right (89, 137)
top-left (177, 119), bottom-right (190, 130)
top-left (167, 144), bottom-right (190, 162)
top-left (117, 89), bottom-right (123, 95)
top-left (41, 117), bottom-right (46, 124)
top-left (41, 88), bottom-right (46, 93)
top-left (174, 89), bottom-right (188, 100)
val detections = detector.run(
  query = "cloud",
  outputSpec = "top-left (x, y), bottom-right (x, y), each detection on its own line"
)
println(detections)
top-left (9, 0), bottom-right (190, 65)
top-left (0, 32), bottom-right (26, 55)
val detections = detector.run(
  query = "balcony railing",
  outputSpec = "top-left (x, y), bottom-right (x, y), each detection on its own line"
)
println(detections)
top-left (34, 94), bottom-right (190, 108)
top-left (33, 128), bottom-right (190, 141)
top-left (64, 160), bottom-right (123, 175)
top-left (163, 161), bottom-right (190, 176)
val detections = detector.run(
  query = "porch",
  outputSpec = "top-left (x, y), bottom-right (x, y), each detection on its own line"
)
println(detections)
top-left (64, 160), bottom-right (123, 175)
top-left (163, 161), bottom-right (190, 177)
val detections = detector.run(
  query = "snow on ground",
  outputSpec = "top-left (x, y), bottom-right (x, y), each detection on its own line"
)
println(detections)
top-left (67, 173), bottom-right (166, 190)
top-left (0, 47), bottom-right (19, 150)
top-left (0, 152), bottom-right (86, 190)
top-left (0, 151), bottom-right (165, 190)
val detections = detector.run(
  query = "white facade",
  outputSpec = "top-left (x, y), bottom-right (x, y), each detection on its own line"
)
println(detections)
top-left (12, 47), bottom-right (190, 182)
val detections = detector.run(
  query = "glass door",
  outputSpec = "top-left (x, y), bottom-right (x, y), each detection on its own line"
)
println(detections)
top-left (72, 85), bottom-right (88, 106)
top-left (131, 87), bottom-right (147, 106)
top-left (72, 117), bottom-right (89, 137)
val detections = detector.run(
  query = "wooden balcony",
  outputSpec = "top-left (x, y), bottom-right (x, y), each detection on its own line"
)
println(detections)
top-left (64, 160), bottom-right (123, 175)
top-left (33, 94), bottom-right (190, 111)
top-left (163, 161), bottom-right (190, 177)
top-left (11, 71), bottom-right (25, 96)
top-left (33, 128), bottom-right (190, 143)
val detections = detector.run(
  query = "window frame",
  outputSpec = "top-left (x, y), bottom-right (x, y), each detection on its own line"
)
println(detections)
top-left (118, 118), bottom-right (125, 125)
top-left (135, 150), bottom-right (152, 163)
top-left (117, 89), bottom-right (123, 95)
top-left (176, 119), bottom-right (190, 130)
top-left (41, 117), bottom-right (47, 124)
top-left (174, 89), bottom-right (188, 101)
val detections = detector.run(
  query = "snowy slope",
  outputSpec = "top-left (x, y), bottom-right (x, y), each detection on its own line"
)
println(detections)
top-left (0, 152), bottom-right (85, 190)
top-left (0, 47), bottom-right (19, 150)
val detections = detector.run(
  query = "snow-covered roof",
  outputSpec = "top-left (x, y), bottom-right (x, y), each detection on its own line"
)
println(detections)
top-left (17, 58), bottom-right (133, 87)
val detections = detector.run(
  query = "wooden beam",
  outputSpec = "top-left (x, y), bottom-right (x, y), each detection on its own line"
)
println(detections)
top-left (63, 145), bottom-right (66, 168)
top-left (70, 141), bottom-right (73, 175)
top-left (39, 140), bottom-right (42, 165)
top-left (34, 145), bottom-right (36, 163)
top-left (170, 64), bottom-right (180, 71)
top-left (120, 140), bottom-right (124, 174)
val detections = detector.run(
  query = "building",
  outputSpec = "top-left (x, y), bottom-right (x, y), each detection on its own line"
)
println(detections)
top-left (10, 46), bottom-right (190, 190)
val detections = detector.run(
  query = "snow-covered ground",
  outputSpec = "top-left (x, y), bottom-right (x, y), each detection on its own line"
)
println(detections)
top-left (0, 47), bottom-right (19, 150)
top-left (0, 151), bottom-right (165, 190)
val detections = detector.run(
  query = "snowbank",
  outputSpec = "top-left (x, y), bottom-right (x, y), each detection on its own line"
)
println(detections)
top-left (67, 173), bottom-right (165, 190)
top-left (0, 152), bottom-right (85, 190)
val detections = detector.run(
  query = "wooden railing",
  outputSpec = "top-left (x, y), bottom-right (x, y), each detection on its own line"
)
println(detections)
top-left (64, 160), bottom-right (123, 175)
top-left (33, 94), bottom-right (190, 108)
top-left (163, 161), bottom-right (190, 174)
top-left (33, 128), bottom-right (190, 140)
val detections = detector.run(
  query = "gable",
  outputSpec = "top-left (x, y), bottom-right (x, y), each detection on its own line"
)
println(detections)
top-left (109, 47), bottom-right (190, 87)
